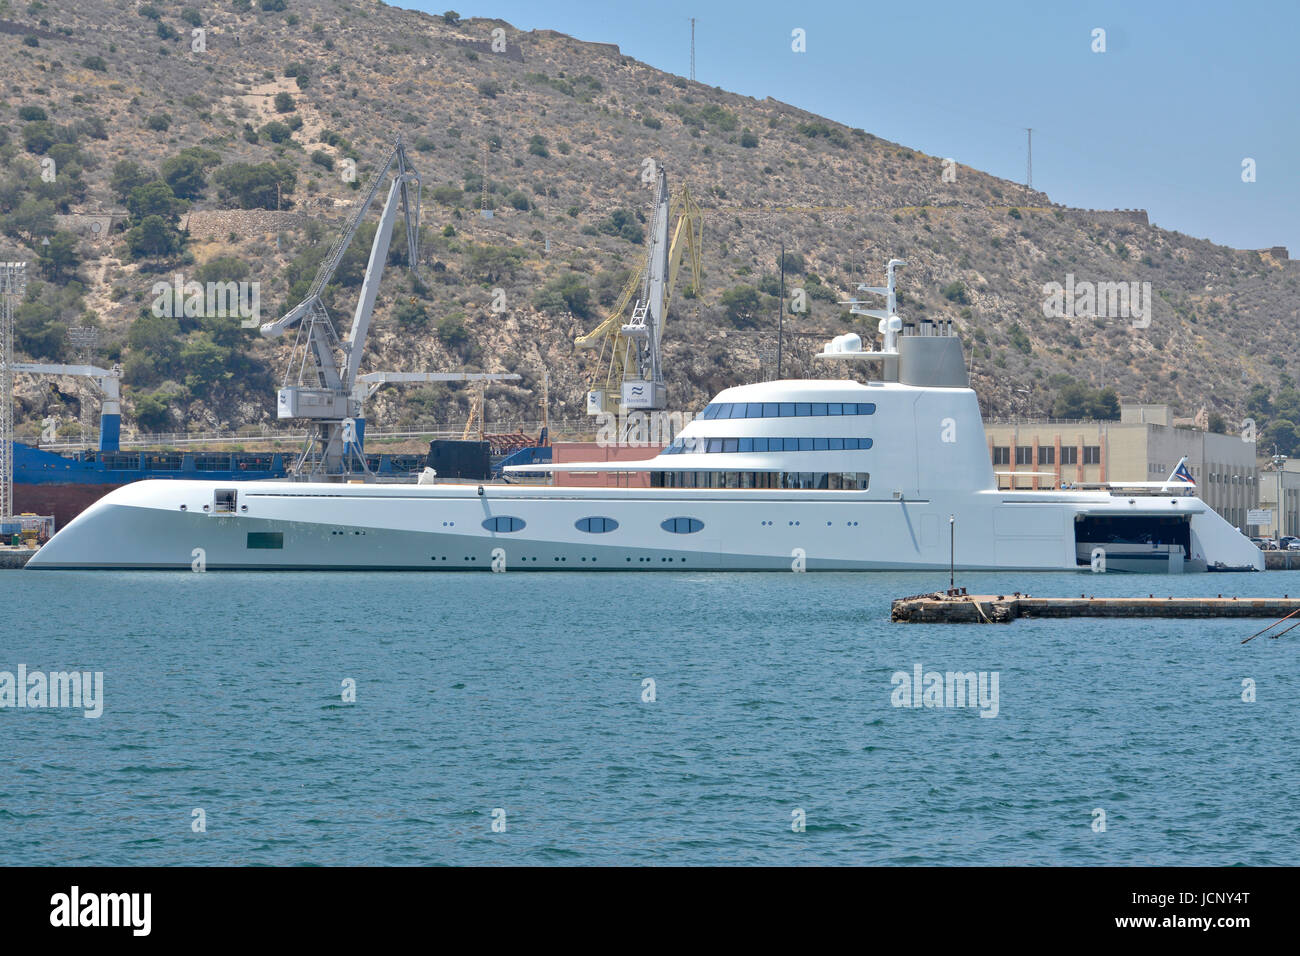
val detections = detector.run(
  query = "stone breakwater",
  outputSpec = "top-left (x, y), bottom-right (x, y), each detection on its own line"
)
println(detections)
top-left (892, 591), bottom-right (1300, 623)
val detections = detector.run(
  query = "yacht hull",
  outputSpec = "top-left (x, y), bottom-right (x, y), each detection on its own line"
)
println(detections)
top-left (26, 479), bottom-right (1263, 572)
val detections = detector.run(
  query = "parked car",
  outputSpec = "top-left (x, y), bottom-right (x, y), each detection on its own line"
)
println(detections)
top-left (1280, 536), bottom-right (1299, 551)
top-left (1252, 537), bottom-right (1273, 550)
top-left (1288, 541), bottom-right (1300, 552)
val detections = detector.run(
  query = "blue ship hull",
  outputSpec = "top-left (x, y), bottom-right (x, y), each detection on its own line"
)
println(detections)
top-left (12, 442), bottom-right (429, 528)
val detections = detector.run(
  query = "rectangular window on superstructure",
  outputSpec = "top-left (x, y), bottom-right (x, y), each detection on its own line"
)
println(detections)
top-left (1083, 446), bottom-right (1101, 465)
top-left (1060, 446), bottom-right (1078, 465)
top-left (1039, 447), bottom-right (1055, 465)
top-left (1015, 446), bottom-right (1034, 465)
top-left (991, 446), bottom-right (1010, 466)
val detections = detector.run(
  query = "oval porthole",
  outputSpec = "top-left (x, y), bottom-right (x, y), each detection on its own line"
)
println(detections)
top-left (575, 516), bottom-right (619, 533)
top-left (660, 517), bottom-right (704, 534)
top-left (481, 516), bottom-right (526, 533)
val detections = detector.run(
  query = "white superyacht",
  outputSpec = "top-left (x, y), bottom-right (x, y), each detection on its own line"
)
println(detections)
top-left (27, 264), bottom-right (1261, 574)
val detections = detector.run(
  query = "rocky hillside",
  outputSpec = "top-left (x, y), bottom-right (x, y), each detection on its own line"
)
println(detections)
top-left (1, 0), bottom-right (1296, 445)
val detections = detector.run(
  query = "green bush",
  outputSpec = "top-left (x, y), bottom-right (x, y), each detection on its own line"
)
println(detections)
top-left (721, 285), bottom-right (762, 327)
top-left (110, 160), bottom-right (156, 202)
top-left (435, 315), bottom-right (469, 349)
top-left (260, 121), bottom-right (292, 143)
top-left (195, 255), bottom-right (250, 284)
top-left (940, 281), bottom-right (970, 304)
top-left (21, 121), bottom-right (59, 154)
top-left (597, 208), bottom-right (643, 244)
top-left (36, 231), bottom-right (79, 282)
top-left (126, 214), bottom-right (183, 259)
top-left (431, 185), bottom-right (462, 205)
top-left (534, 273), bottom-right (592, 318)
top-left (160, 148), bottom-right (220, 200)
top-left (126, 181), bottom-right (187, 223)
top-left (212, 162), bottom-right (296, 209)
top-left (394, 299), bottom-right (431, 330)
top-left (133, 390), bottom-right (173, 432)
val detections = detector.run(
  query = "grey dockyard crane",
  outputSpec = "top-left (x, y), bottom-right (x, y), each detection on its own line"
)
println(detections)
top-left (259, 137), bottom-right (423, 476)
top-left (261, 137), bottom-right (521, 477)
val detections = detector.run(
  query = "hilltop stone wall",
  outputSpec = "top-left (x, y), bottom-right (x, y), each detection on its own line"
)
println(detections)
top-left (182, 203), bottom-right (351, 241)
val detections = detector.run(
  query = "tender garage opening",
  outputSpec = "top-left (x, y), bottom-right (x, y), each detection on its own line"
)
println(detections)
top-left (1074, 514), bottom-right (1192, 572)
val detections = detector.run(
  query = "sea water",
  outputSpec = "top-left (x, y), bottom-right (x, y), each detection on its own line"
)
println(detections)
top-left (1, 569), bottom-right (1297, 865)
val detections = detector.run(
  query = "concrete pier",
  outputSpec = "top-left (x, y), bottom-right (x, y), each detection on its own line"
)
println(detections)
top-left (892, 591), bottom-right (1300, 623)
top-left (0, 548), bottom-right (37, 569)
top-left (1263, 551), bottom-right (1300, 570)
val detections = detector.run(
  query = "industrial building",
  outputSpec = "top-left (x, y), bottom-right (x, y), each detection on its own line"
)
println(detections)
top-left (1254, 458), bottom-right (1300, 539)
top-left (984, 403), bottom-right (1261, 531)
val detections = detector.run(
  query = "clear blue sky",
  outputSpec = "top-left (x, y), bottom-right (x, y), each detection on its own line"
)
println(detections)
top-left (406, 0), bottom-right (1298, 256)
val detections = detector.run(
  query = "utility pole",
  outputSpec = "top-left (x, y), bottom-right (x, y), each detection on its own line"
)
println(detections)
top-left (540, 370), bottom-right (550, 437)
top-left (777, 241), bottom-right (785, 379)
top-left (689, 18), bottom-right (696, 83)
top-left (1273, 448), bottom-right (1288, 542)
top-left (949, 514), bottom-right (955, 590)
top-left (0, 262), bottom-right (25, 531)
top-left (1025, 128), bottom-right (1033, 193)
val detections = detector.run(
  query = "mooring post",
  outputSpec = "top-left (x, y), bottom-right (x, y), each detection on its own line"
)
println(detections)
top-left (949, 514), bottom-right (955, 591)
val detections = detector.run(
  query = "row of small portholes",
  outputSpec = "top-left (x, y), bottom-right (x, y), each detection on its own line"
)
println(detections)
top-left (760, 520), bottom-right (861, 527)
top-left (481, 516), bottom-right (705, 535)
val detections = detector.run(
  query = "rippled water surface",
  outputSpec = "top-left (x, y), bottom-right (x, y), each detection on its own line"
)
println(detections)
top-left (2, 568), bottom-right (1298, 865)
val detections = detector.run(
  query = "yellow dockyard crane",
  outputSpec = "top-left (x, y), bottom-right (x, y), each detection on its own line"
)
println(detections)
top-left (575, 169), bottom-right (703, 416)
